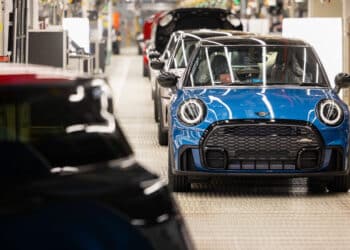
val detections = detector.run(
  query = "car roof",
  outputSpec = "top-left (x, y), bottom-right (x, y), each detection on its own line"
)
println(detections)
top-left (177, 29), bottom-right (254, 39)
top-left (200, 35), bottom-right (309, 46)
top-left (163, 7), bottom-right (231, 16)
top-left (0, 63), bottom-right (90, 85)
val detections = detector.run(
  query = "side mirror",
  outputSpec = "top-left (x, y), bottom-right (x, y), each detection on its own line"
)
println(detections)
top-left (149, 51), bottom-right (161, 59)
top-left (150, 59), bottom-right (165, 70)
top-left (157, 72), bottom-right (178, 88)
top-left (335, 73), bottom-right (350, 93)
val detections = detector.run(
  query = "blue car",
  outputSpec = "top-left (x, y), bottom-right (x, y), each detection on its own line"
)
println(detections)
top-left (157, 35), bottom-right (350, 192)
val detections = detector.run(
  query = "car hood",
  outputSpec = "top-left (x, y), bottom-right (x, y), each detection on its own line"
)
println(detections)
top-left (180, 87), bottom-right (347, 125)
top-left (155, 8), bottom-right (242, 53)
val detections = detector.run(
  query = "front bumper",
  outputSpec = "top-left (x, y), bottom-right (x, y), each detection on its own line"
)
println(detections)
top-left (171, 120), bottom-right (349, 177)
top-left (173, 144), bottom-right (348, 176)
top-left (173, 167), bottom-right (350, 178)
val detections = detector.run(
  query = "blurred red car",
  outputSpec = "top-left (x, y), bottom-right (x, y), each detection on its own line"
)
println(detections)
top-left (142, 12), bottom-right (164, 77)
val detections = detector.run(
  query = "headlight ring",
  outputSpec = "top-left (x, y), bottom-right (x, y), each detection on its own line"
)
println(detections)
top-left (177, 99), bottom-right (206, 126)
top-left (317, 99), bottom-right (344, 126)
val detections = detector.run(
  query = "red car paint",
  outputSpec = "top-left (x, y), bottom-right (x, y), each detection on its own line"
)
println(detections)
top-left (0, 63), bottom-right (85, 85)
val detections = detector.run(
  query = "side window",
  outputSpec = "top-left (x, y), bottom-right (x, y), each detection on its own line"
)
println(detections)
top-left (209, 48), bottom-right (231, 84)
top-left (174, 40), bottom-right (185, 68)
top-left (168, 39), bottom-right (182, 69)
top-left (163, 35), bottom-right (177, 56)
top-left (192, 49), bottom-right (211, 86)
top-left (268, 46), bottom-right (326, 84)
top-left (167, 36), bottom-right (177, 52)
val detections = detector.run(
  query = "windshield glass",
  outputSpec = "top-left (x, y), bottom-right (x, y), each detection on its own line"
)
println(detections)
top-left (0, 83), bottom-right (132, 169)
top-left (170, 39), bottom-right (197, 69)
top-left (163, 33), bottom-right (178, 58)
top-left (187, 45), bottom-right (328, 87)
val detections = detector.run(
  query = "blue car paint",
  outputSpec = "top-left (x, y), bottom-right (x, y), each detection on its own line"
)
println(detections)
top-left (169, 86), bottom-right (350, 173)
top-left (0, 202), bottom-right (153, 250)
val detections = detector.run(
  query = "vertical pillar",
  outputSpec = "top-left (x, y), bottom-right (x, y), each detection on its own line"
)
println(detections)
top-left (240, 0), bottom-right (247, 17)
top-left (0, 0), bottom-right (4, 55)
top-left (308, 0), bottom-right (342, 18)
top-left (343, 0), bottom-right (350, 72)
top-left (81, 0), bottom-right (90, 18)
top-left (0, 0), bottom-right (12, 57)
top-left (342, 0), bottom-right (350, 104)
top-left (107, 0), bottom-right (112, 58)
top-left (307, 0), bottom-right (349, 102)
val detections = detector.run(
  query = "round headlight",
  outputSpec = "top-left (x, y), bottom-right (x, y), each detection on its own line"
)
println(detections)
top-left (317, 99), bottom-right (344, 126)
top-left (159, 14), bottom-right (173, 27)
top-left (177, 99), bottom-right (206, 126)
top-left (227, 14), bottom-right (241, 27)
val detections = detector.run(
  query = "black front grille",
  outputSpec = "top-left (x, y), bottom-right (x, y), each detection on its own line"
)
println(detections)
top-left (201, 121), bottom-right (323, 170)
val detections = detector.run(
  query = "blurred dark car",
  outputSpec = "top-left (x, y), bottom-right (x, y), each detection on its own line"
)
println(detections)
top-left (144, 8), bottom-right (243, 78)
top-left (0, 64), bottom-right (193, 250)
top-left (147, 7), bottom-right (243, 116)
top-left (149, 8), bottom-right (243, 55)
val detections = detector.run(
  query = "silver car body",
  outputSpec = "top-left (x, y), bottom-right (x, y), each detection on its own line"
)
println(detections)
top-left (156, 30), bottom-right (254, 135)
top-left (149, 32), bottom-right (181, 99)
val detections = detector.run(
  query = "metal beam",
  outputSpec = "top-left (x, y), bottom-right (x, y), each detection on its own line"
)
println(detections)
top-left (0, 0), bottom-right (13, 56)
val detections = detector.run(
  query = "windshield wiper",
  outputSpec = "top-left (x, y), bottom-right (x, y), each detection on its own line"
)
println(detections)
top-left (264, 82), bottom-right (323, 86)
top-left (226, 81), bottom-right (253, 86)
top-left (299, 82), bottom-right (323, 86)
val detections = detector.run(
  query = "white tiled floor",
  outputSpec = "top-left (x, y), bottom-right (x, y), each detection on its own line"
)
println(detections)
top-left (107, 48), bottom-right (350, 250)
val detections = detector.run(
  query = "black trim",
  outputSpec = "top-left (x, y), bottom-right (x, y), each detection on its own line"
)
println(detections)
top-left (328, 146), bottom-right (345, 172)
top-left (203, 147), bottom-right (228, 170)
top-left (296, 147), bottom-right (322, 170)
top-left (199, 119), bottom-right (325, 171)
top-left (172, 168), bottom-right (350, 178)
top-left (178, 146), bottom-right (198, 171)
top-left (176, 145), bottom-right (346, 173)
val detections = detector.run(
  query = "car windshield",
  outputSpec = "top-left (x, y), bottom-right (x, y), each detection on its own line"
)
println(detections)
top-left (163, 33), bottom-right (179, 59)
top-left (0, 82), bottom-right (132, 169)
top-left (170, 39), bottom-right (197, 69)
top-left (187, 45), bottom-right (328, 87)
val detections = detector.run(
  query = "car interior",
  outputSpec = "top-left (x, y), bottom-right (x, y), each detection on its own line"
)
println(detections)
top-left (190, 46), bottom-right (327, 87)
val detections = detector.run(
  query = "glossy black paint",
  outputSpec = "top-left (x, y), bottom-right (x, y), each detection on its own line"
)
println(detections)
top-left (335, 73), bottom-right (350, 93)
top-left (200, 35), bottom-right (309, 47)
top-left (149, 51), bottom-right (161, 59)
top-left (150, 59), bottom-right (165, 70)
top-left (157, 71), bottom-right (178, 88)
top-left (152, 8), bottom-right (243, 53)
top-left (0, 68), bottom-right (193, 250)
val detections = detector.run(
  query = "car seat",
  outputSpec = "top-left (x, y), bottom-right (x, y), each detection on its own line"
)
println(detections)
top-left (211, 54), bottom-right (231, 84)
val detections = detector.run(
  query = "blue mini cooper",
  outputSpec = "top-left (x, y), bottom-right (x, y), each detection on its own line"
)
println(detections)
top-left (157, 35), bottom-right (350, 192)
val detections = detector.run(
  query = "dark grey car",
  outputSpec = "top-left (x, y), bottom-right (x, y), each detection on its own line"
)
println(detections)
top-left (150, 30), bottom-right (254, 145)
